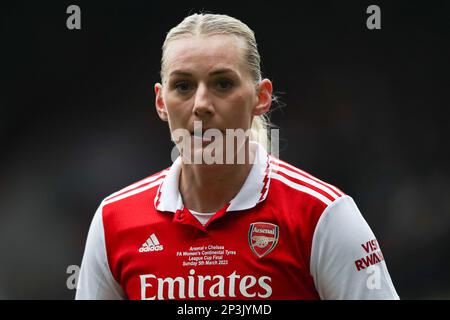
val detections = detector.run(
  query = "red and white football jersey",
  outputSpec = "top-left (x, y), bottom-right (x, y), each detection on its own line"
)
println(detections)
top-left (76, 142), bottom-right (399, 300)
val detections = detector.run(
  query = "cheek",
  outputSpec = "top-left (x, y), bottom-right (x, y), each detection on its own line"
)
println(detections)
top-left (163, 95), bottom-right (191, 125)
top-left (226, 92), bottom-right (254, 121)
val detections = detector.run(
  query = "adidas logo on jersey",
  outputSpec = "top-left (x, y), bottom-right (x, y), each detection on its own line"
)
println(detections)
top-left (139, 233), bottom-right (164, 253)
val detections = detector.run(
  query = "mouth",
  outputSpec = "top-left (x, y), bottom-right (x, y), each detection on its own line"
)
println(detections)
top-left (189, 128), bottom-right (224, 143)
top-left (192, 132), bottom-right (212, 142)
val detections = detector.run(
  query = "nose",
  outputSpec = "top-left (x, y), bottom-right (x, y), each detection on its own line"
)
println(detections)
top-left (192, 83), bottom-right (214, 118)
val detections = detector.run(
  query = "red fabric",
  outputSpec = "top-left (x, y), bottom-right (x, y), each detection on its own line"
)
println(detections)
top-left (102, 162), bottom-right (342, 300)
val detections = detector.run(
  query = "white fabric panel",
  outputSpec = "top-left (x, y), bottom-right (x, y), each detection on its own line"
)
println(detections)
top-left (310, 196), bottom-right (399, 300)
top-left (75, 204), bottom-right (126, 300)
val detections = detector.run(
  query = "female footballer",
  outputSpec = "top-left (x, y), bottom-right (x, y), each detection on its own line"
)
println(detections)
top-left (76, 13), bottom-right (399, 300)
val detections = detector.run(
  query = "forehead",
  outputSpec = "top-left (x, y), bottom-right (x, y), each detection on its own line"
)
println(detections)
top-left (164, 34), bottom-right (247, 75)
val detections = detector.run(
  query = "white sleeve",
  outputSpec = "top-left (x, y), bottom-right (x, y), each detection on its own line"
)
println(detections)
top-left (310, 195), bottom-right (399, 300)
top-left (75, 204), bottom-right (126, 300)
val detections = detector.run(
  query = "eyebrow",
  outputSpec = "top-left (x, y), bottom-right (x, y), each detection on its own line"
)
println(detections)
top-left (169, 68), bottom-right (238, 77)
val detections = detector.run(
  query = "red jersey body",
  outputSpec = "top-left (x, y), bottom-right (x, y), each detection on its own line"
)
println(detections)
top-left (76, 142), bottom-right (399, 300)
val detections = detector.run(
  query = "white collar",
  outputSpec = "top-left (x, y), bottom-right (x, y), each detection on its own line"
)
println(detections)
top-left (154, 141), bottom-right (271, 213)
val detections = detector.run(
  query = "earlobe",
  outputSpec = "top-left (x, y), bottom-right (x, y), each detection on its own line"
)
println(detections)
top-left (154, 83), bottom-right (168, 121)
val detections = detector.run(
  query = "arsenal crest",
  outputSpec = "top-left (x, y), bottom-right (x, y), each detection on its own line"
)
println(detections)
top-left (248, 222), bottom-right (279, 258)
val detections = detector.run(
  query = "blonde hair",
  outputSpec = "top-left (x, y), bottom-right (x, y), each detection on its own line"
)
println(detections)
top-left (160, 13), bottom-right (273, 151)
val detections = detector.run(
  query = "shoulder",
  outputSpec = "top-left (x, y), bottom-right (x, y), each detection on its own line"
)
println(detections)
top-left (100, 167), bottom-right (170, 208)
top-left (268, 155), bottom-right (346, 208)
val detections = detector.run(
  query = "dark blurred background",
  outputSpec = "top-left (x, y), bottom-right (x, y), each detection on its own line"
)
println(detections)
top-left (1, 0), bottom-right (449, 299)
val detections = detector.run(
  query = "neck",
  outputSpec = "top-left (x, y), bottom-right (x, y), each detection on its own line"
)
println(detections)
top-left (179, 142), bottom-right (255, 213)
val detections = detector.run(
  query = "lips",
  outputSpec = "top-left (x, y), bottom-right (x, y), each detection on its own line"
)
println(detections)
top-left (190, 128), bottom-right (224, 142)
top-left (191, 129), bottom-right (206, 137)
top-left (190, 128), bottom-right (224, 135)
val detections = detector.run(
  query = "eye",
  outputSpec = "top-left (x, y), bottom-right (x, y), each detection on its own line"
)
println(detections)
top-left (215, 79), bottom-right (234, 91)
top-left (174, 81), bottom-right (193, 94)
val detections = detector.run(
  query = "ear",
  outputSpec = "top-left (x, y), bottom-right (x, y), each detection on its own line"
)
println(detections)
top-left (155, 83), bottom-right (168, 121)
top-left (253, 79), bottom-right (273, 116)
